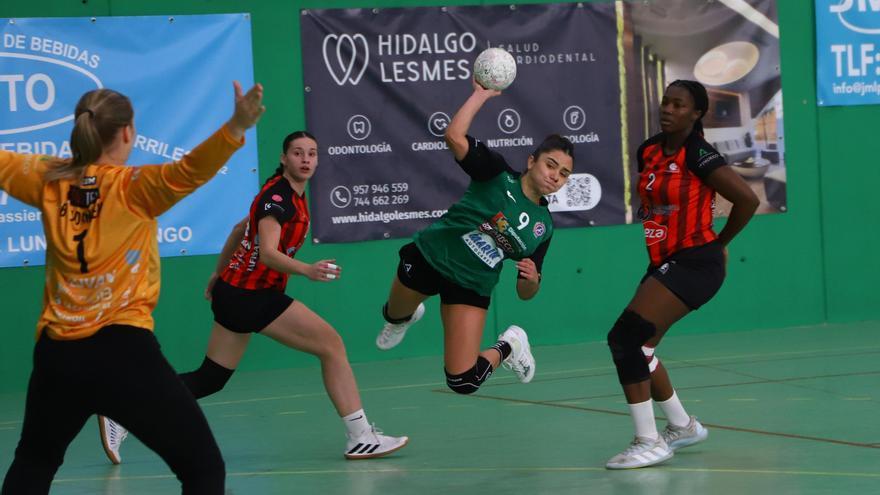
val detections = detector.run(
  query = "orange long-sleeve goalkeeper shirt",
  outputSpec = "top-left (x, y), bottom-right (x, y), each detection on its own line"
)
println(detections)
top-left (0, 126), bottom-right (243, 340)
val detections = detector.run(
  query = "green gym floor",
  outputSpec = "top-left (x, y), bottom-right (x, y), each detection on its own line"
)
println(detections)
top-left (1, 321), bottom-right (877, 494)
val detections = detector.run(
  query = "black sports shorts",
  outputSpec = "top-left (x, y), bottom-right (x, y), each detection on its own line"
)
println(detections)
top-left (642, 240), bottom-right (726, 310)
top-left (211, 278), bottom-right (294, 333)
top-left (397, 242), bottom-right (491, 310)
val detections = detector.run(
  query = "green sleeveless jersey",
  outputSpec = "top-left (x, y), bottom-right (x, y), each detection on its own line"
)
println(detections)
top-left (414, 136), bottom-right (553, 296)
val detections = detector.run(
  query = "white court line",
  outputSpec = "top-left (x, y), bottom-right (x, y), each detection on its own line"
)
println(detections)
top-left (51, 465), bottom-right (880, 484)
top-left (198, 345), bottom-right (880, 408)
top-left (278, 411), bottom-right (306, 415)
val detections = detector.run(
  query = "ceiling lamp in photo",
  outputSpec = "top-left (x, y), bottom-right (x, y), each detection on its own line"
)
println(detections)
top-left (693, 41), bottom-right (759, 86)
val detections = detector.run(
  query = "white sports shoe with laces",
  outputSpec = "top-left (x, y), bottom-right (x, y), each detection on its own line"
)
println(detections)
top-left (345, 424), bottom-right (409, 459)
top-left (661, 415), bottom-right (708, 451)
top-left (98, 415), bottom-right (128, 465)
top-left (499, 325), bottom-right (535, 383)
top-left (606, 435), bottom-right (673, 469)
top-left (376, 303), bottom-right (425, 350)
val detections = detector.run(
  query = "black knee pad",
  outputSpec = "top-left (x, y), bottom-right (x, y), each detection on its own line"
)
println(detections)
top-left (445, 356), bottom-right (494, 395)
top-left (606, 310), bottom-right (657, 385)
top-left (179, 357), bottom-right (234, 399)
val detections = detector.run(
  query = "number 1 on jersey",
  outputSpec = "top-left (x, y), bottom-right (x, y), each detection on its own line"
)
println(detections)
top-left (73, 229), bottom-right (89, 273)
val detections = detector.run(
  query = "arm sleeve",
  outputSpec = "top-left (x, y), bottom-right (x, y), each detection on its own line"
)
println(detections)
top-left (456, 135), bottom-right (510, 181)
top-left (520, 235), bottom-right (552, 279)
top-left (124, 125), bottom-right (244, 218)
top-left (0, 151), bottom-right (48, 207)
top-left (254, 183), bottom-right (295, 225)
top-left (686, 136), bottom-right (727, 180)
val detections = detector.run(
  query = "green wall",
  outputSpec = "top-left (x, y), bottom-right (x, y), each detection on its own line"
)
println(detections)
top-left (1, 1), bottom-right (877, 393)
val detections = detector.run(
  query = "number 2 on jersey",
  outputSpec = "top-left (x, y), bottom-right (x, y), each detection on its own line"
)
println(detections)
top-left (646, 173), bottom-right (656, 192)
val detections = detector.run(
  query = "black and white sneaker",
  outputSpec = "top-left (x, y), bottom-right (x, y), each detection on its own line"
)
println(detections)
top-left (98, 415), bottom-right (128, 465)
top-left (344, 424), bottom-right (409, 460)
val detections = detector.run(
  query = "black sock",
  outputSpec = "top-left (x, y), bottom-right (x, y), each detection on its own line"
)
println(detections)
top-left (382, 302), bottom-right (414, 324)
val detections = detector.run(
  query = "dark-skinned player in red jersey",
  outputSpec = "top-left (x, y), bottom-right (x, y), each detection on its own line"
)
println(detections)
top-left (99, 131), bottom-right (407, 464)
top-left (605, 80), bottom-right (759, 469)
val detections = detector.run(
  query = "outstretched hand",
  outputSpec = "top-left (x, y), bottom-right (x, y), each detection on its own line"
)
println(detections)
top-left (226, 81), bottom-right (266, 140)
top-left (304, 259), bottom-right (342, 282)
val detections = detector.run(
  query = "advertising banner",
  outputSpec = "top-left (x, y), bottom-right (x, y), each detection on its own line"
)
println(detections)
top-left (0, 14), bottom-right (258, 267)
top-left (816, 0), bottom-right (880, 106)
top-left (301, 4), bottom-right (621, 243)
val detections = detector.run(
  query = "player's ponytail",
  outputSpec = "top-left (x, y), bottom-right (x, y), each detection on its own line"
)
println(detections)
top-left (45, 89), bottom-right (133, 182)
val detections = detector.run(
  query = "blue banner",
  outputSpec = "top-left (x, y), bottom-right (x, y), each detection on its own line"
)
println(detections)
top-left (0, 14), bottom-right (258, 267)
top-left (816, 0), bottom-right (880, 106)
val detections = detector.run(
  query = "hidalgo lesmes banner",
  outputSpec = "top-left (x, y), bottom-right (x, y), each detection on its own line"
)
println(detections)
top-left (0, 14), bottom-right (258, 268)
top-left (301, 3), bottom-right (621, 243)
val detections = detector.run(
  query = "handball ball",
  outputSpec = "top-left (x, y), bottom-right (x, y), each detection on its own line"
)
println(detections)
top-left (473, 47), bottom-right (517, 91)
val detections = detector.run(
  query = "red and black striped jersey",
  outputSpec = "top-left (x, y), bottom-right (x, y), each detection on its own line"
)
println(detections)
top-left (637, 131), bottom-right (726, 266)
top-left (220, 175), bottom-right (310, 291)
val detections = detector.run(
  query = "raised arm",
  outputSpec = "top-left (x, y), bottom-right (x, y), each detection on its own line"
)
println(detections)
top-left (445, 79), bottom-right (501, 161)
top-left (0, 152), bottom-right (47, 208)
top-left (126, 82), bottom-right (266, 218)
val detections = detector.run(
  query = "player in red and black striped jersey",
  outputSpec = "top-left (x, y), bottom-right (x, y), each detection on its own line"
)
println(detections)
top-left (100, 132), bottom-right (408, 462)
top-left (604, 80), bottom-right (758, 469)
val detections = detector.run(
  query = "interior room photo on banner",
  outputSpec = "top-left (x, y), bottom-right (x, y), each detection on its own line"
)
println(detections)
top-left (624, 0), bottom-right (786, 219)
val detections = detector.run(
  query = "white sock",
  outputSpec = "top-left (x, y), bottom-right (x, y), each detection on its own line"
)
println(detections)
top-left (628, 399), bottom-right (658, 440)
top-left (342, 409), bottom-right (370, 438)
top-left (657, 391), bottom-right (690, 427)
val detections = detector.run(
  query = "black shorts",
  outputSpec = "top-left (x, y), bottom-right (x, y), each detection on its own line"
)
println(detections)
top-left (642, 240), bottom-right (725, 310)
top-left (211, 278), bottom-right (294, 334)
top-left (397, 242), bottom-right (491, 309)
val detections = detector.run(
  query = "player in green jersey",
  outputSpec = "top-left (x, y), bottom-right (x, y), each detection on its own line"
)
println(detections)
top-left (375, 79), bottom-right (574, 395)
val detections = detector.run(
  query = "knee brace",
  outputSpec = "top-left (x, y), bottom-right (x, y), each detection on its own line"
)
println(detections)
top-left (179, 357), bottom-right (234, 399)
top-left (445, 356), bottom-right (494, 395)
top-left (606, 310), bottom-right (657, 385)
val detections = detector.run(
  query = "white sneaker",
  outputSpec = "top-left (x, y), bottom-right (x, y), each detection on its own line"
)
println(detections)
top-left (345, 424), bottom-right (409, 459)
top-left (661, 416), bottom-right (708, 451)
top-left (499, 325), bottom-right (535, 383)
top-left (606, 436), bottom-right (673, 469)
top-left (98, 415), bottom-right (128, 465)
top-left (376, 303), bottom-right (425, 350)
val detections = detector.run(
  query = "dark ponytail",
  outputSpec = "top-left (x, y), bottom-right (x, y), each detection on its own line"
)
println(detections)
top-left (668, 80), bottom-right (708, 135)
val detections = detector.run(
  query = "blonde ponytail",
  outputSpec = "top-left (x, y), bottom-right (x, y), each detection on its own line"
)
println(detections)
top-left (44, 89), bottom-right (133, 182)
